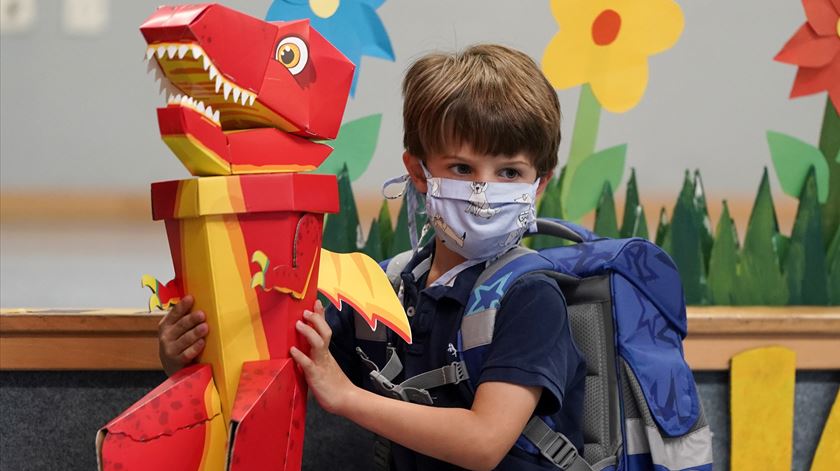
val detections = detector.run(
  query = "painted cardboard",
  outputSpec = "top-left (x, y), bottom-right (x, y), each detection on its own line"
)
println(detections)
top-left (99, 5), bottom-right (410, 470)
top-left (141, 3), bottom-right (354, 176)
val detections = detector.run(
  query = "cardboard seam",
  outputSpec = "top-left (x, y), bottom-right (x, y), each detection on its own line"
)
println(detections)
top-left (109, 412), bottom-right (223, 443)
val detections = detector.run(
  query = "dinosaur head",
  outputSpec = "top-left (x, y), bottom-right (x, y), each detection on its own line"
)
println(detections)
top-left (141, 4), bottom-right (355, 174)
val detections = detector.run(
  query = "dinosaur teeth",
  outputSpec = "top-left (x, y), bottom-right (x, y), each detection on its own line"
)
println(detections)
top-left (156, 46), bottom-right (166, 59)
top-left (249, 94), bottom-right (255, 106)
top-left (197, 101), bottom-right (206, 113)
top-left (167, 45), bottom-right (178, 59)
top-left (232, 87), bottom-right (241, 103)
top-left (208, 65), bottom-right (218, 81)
top-left (191, 45), bottom-right (202, 59)
top-left (146, 47), bottom-right (155, 60)
top-left (177, 44), bottom-right (189, 59)
top-left (203, 55), bottom-right (211, 71)
top-left (213, 110), bottom-right (220, 123)
top-left (240, 90), bottom-right (250, 106)
top-left (215, 75), bottom-right (223, 93)
top-left (223, 82), bottom-right (232, 100)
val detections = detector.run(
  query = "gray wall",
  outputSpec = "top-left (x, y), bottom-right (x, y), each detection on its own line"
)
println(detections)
top-left (0, 0), bottom-right (827, 199)
top-left (1, 371), bottom-right (837, 470)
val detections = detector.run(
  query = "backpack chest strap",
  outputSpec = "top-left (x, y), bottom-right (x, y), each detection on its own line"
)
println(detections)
top-left (356, 347), bottom-right (470, 405)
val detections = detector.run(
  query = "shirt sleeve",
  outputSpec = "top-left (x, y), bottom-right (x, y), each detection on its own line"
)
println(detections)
top-left (476, 273), bottom-right (584, 416)
top-left (325, 302), bottom-right (366, 387)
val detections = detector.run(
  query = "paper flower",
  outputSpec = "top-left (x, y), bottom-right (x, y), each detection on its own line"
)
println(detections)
top-left (774, 0), bottom-right (840, 111)
top-left (266, 0), bottom-right (395, 95)
top-left (542, 0), bottom-right (684, 113)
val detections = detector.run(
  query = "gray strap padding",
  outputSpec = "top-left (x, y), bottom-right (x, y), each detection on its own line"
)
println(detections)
top-left (385, 250), bottom-right (414, 287)
top-left (523, 417), bottom-right (593, 471)
top-left (472, 246), bottom-right (534, 289)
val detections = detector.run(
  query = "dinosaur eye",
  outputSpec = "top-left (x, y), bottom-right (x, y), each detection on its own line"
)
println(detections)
top-left (275, 36), bottom-right (308, 75)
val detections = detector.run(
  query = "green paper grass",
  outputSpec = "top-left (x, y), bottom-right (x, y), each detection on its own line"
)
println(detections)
top-left (735, 169), bottom-right (789, 305)
top-left (783, 168), bottom-right (829, 305)
top-left (707, 201), bottom-right (740, 305)
top-left (593, 182), bottom-right (619, 238)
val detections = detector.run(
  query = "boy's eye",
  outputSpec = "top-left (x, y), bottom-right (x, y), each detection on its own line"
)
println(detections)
top-left (450, 164), bottom-right (472, 175)
top-left (499, 168), bottom-right (521, 179)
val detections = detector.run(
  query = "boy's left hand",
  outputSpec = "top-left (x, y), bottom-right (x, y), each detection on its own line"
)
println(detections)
top-left (290, 300), bottom-right (356, 415)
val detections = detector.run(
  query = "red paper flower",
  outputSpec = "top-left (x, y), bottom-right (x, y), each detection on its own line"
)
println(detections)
top-left (774, 0), bottom-right (840, 111)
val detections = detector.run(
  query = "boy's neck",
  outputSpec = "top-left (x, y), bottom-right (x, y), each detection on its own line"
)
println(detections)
top-left (426, 237), bottom-right (467, 288)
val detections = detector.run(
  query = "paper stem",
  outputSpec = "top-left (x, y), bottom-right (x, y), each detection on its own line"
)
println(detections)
top-left (560, 83), bottom-right (602, 211)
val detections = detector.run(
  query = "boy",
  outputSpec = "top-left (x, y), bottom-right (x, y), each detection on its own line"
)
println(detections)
top-left (159, 44), bottom-right (586, 470)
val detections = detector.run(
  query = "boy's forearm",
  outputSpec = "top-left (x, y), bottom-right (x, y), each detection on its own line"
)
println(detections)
top-left (337, 386), bottom-right (509, 471)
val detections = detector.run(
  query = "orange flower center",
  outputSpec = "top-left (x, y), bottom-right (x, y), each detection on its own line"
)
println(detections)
top-left (592, 9), bottom-right (621, 46)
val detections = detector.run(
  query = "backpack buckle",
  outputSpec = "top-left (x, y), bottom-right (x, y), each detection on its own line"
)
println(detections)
top-left (369, 370), bottom-right (433, 405)
top-left (539, 432), bottom-right (578, 470)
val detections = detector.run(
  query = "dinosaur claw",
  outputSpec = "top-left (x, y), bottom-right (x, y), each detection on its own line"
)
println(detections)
top-left (251, 250), bottom-right (269, 272)
top-left (250, 250), bottom-right (270, 290)
top-left (250, 272), bottom-right (265, 290)
top-left (141, 274), bottom-right (159, 292)
top-left (148, 294), bottom-right (163, 312)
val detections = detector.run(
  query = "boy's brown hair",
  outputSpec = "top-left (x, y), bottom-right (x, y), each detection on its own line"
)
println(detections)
top-left (402, 44), bottom-right (561, 176)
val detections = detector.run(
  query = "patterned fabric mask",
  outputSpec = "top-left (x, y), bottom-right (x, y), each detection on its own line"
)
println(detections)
top-left (420, 164), bottom-right (539, 261)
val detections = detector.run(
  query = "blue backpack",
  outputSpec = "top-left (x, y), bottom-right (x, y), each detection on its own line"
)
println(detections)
top-left (358, 219), bottom-right (713, 471)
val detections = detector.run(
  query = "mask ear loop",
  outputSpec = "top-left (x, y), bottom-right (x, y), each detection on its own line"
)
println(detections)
top-left (381, 174), bottom-right (428, 254)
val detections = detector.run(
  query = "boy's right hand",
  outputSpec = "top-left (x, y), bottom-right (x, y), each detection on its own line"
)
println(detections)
top-left (158, 295), bottom-right (209, 376)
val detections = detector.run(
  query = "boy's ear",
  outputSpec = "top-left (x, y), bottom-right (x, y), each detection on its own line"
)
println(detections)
top-left (535, 170), bottom-right (554, 198)
top-left (403, 152), bottom-right (428, 194)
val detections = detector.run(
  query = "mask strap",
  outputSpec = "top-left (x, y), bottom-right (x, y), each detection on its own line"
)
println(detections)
top-left (381, 174), bottom-right (427, 252)
top-left (405, 181), bottom-right (427, 251)
top-left (381, 174), bottom-right (410, 200)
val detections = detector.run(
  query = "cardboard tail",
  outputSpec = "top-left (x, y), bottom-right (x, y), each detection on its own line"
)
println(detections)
top-left (227, 359), bottom-right (307, 471)
top-left (96, 364), bottom-right (227, 471)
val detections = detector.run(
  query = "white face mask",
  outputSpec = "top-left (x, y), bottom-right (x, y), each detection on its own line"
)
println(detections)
top-left (420, 164), bottom-right (539, 261)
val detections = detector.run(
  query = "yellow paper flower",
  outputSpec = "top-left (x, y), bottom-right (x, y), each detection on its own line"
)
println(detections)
top-left (542, 0), bottom-right (684, 113)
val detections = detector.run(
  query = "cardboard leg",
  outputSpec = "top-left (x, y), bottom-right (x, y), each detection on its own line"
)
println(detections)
top-left (227, 360), bottom-right (307, 471)
top-left (96, 364), bottom-right (227, 471)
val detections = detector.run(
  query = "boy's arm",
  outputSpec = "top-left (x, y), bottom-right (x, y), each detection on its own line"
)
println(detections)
top-left (291, 304), bottom-right (540, 471)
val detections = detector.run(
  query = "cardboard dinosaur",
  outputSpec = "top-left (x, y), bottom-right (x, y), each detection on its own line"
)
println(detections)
top-left (96, 5), bottom-right (411, 470)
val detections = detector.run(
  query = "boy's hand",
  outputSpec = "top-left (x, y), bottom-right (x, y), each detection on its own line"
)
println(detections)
top-left (290, 300), bottom-right (356, 415)
top-left (158, 295), bottom-right (209, 376)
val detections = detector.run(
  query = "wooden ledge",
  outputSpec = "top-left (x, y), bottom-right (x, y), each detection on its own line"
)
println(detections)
top-left (2, 307), bottom-right (839, 371)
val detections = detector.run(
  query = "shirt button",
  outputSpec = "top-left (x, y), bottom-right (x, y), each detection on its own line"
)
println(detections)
top-left (406, 306), bottom-right (416, 317)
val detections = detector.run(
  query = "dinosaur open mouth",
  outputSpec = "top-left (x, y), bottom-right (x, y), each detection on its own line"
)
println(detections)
top-left (145, 42), bottom-right (294, 132)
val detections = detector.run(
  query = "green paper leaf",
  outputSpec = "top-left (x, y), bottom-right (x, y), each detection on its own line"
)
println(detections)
top-left (322, 165), bottom-right (361, 253)
top-left (565, 144), bottom-right (627, 221)
top-left (662, 171), bottom-right (707, 305)
top-left (315, 114), bottom-right (382, 181)
top-left (783, 168), bottom-right (829, 305)
top-left (593, 182), bottom-right (619, 239)
top-left (735, 169), bottom-right (788, 305)
top-left (707, 201), bottom-right (740, 305)
top-left (766, 130), bottom-right (830, 203)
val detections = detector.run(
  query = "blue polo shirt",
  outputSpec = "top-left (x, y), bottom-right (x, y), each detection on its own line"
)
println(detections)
top-left (326, 244), bottom-right (586, 470)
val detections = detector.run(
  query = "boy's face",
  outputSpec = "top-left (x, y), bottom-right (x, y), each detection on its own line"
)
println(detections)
top-left (403, 143), bottom-right (552, 196)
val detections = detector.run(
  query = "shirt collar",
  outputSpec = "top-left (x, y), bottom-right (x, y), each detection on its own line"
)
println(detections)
top-left (399, 243), bottom-right (485, 306)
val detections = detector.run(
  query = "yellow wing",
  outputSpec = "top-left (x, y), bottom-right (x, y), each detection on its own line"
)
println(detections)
top-left (317, 249), bottom-right (412, 344)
